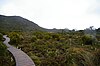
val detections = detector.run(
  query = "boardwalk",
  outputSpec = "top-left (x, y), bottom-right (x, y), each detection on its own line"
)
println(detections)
top-left (3, 35), bottom-right (35, 66)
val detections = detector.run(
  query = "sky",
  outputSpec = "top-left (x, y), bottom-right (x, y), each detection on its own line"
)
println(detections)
top-left (0, 0), bottom-right (100, 30)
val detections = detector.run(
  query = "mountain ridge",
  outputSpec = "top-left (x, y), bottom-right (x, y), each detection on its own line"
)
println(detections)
top-left (0, 15), bottom-right (70, 32)
top-left (0, 15), bottom-right (45, 32)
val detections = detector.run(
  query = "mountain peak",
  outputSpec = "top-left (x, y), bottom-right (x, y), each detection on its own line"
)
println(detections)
top-left (0, 15), bottom-right (44, 32)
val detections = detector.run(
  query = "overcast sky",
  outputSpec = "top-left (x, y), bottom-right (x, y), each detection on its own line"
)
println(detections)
top-left (0, 0), bottom-right (100, 30)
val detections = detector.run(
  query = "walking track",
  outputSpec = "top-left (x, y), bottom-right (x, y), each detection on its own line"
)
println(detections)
top-left (3, 35), bottom-right (35, 66)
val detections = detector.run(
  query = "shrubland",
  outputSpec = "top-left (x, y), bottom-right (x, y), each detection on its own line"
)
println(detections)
top-left (8, 30), bottom-right (100, 66)
top-left (0, 32), bottom-right (15, 66)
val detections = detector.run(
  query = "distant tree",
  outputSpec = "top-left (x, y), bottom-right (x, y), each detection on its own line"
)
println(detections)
top-left (96, 27), bottom-right (100, 34)
top-left (84, 26), bottom-right (96, 37)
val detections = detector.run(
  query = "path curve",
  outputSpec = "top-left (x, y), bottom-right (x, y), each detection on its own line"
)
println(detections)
top-left (3, 35), bottom-right (35, 66)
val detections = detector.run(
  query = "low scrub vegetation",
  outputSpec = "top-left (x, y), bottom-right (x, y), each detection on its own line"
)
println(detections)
top-left (0, 33), bottom-right (15, 66)
top-left (8, 31), bottom-right (100, 66)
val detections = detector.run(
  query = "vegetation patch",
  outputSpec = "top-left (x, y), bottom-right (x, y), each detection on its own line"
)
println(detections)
top-left (7, 30), bottom-right (100, 66)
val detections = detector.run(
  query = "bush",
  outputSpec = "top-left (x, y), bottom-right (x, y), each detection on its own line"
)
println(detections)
top-left (8, 32), bottom-right (21, 46)
top-left (0, 42), bottom-right (7, 56)
top-left (31, 36), bottom-right (37, 42)
top-left (82, 35), bottom-right (95, 45)
top-left (0, 33), bottom-right (3, 41)
top-left (0, 42), bottom-right (15, 66)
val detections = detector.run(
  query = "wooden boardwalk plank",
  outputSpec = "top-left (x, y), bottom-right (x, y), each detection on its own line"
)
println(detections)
top-left (3, 35), bottom-right (35, 66)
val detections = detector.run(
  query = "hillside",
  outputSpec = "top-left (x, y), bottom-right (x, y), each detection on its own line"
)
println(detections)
top-left (0, 15), bottom-right (70, 33)
top-left (0, 15), bottom-right (45, 32)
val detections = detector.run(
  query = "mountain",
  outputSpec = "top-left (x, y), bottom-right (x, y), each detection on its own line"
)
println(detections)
top-left (0, 15), bottom-right (45, 32)
top-left (0, 15), bottom-right (69, 33)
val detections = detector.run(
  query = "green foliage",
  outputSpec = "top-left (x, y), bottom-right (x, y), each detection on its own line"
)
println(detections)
top-left (31, 35), bottom-right (37, 42)
top-left (0, 33), bottom-right (3, 41)
top-left (8, 32), bottom-right (22, 47)
top-left (7, 31), bottom-right (100, 66)
top-left (96, 35), bottom-right (100, 41)
top-left (65, 48), bottom-right (94, 66)
top-left (0, 42), bottom-right (7, 56)
top-left (0, 42), bottom-right (15, 66)
top-left (82, 35), bottom-right (95, 45)
top-left (94, 49), bottom-right (100, 66)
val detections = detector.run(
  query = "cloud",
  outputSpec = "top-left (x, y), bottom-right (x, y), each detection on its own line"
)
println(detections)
top-left (0, 0), bottom-right (9, 8)
top-left (0, 0), bottom-right (100, 29)
top-left (88, 0), bottom-right (100, 15)
top-left (95, 7), bottom-right (100, 14)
